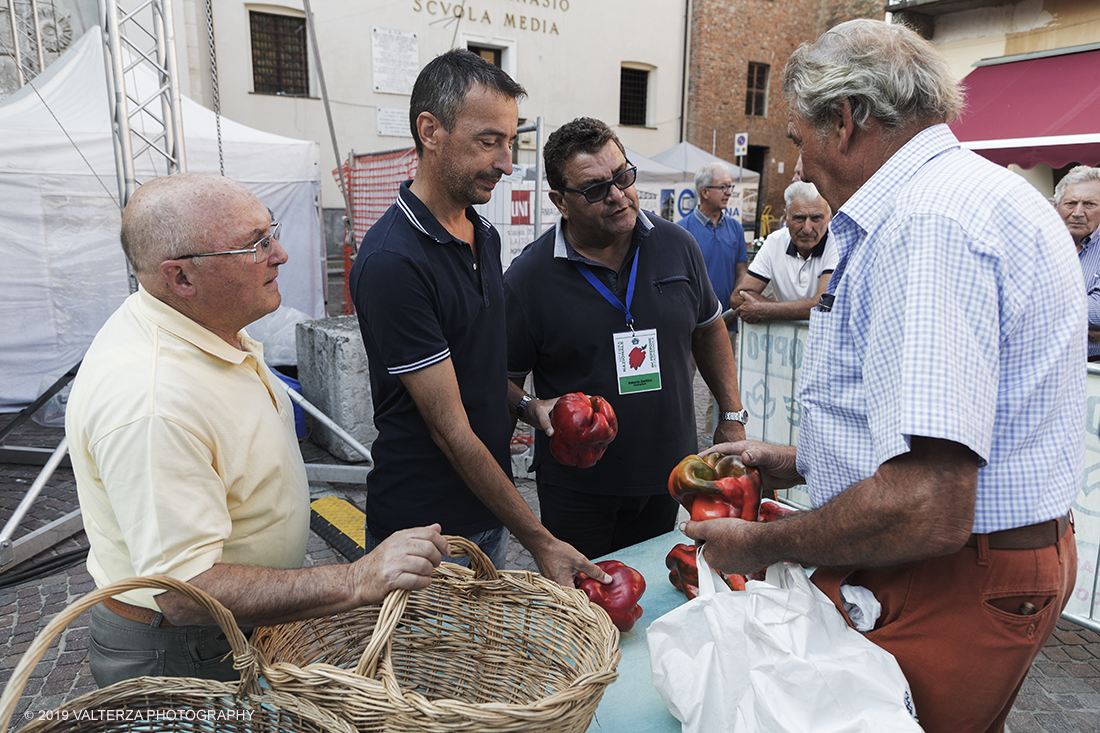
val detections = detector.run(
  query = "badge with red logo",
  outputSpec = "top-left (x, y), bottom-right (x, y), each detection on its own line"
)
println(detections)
top-left (614, 328), bottom-right (660, 394)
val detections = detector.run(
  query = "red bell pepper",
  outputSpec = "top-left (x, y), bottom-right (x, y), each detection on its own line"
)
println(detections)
top-left (667, 453), bottom-right (761, 523)
top-left (665, 543), bottom-right (746, 599)
top-left (549, 392), bottom-right (618, 469)
top-left (758, 500), bottom-right (796, 523)
top-left (574, 559), bottom-right (645, 632)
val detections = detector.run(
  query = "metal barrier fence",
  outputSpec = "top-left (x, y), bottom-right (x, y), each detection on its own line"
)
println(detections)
top-left (736, 321), bottom-right (1100, 633)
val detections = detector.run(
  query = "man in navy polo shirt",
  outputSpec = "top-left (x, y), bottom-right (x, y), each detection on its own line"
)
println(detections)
top-left (348, 50), bottom-right (606, 586)
top-left (504, 117), bottom-right (747, 559)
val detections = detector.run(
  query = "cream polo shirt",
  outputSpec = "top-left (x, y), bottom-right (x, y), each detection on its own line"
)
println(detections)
top-left (66, 287), bottom-right (309, 610)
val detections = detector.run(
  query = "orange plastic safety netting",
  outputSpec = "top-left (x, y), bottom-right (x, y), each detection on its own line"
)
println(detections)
top-left (332, 148), bottom-right (419, 314)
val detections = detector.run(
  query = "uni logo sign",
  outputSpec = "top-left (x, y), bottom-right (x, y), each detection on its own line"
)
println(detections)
top-left (511, 190), bottom-right (532, 225)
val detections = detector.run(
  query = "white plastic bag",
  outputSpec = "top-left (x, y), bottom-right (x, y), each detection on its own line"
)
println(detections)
top-left (647, 547), bottom-right (922, 732)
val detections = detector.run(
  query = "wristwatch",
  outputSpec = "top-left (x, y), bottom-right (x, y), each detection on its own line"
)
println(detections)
top-left (516, 394), bottom-right (536, 424)
top-left (719, 409), bottom-right (748, 425)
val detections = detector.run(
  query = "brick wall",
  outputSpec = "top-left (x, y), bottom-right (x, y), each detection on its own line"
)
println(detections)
top-left (686, 0), bottom-right (883, 232)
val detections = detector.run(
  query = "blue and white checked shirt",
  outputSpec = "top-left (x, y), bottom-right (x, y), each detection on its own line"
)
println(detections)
top-left (796, 124), bottom-right (1085, 534)
top-left (1076, 227), bottom-right (1100, 358)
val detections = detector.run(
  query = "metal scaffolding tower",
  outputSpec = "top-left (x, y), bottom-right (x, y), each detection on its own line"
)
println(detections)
top-left (98, 0), bottom-right (186, 213)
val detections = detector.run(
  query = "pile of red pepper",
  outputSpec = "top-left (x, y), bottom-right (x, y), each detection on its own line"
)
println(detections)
top-left (574, 559), bottom-right (646, 632)
top-left (667, 452), bottom-right (762, 522)
top-left (549, 392), bottom-right (618, 469)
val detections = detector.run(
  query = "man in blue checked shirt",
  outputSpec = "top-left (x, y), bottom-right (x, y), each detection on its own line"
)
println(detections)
top-left (684, 19), bottom-right (1084, 733)
top-left (1054, 165), bottom-right (1100, 359)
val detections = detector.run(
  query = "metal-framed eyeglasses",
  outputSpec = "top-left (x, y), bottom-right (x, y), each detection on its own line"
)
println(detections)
top-left (703, 184), bottom-right (734, 192)
top-left (561, 165), bottom-right (638, 204)
top-left (176, 221), bottom-right (281, 264)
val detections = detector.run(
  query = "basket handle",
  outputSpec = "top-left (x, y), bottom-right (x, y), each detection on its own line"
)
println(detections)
top-left (0, 575), bottom-right (261, 733)
top-left (442, 534), bottom-right (501, 581)
top-left (351, 534), bottom-right (499, 677)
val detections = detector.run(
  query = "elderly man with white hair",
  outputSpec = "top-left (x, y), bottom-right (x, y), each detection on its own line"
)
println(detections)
top-left (688, 19), bottom-right (1083, 732)
top-left (1054, 164), bottom-right (1100, 358)
top-left (731, 181), bottom-right (835, 322)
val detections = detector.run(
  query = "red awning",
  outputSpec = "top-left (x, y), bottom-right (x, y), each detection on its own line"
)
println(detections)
top-left (950, 48), bottom-right (1100, 169)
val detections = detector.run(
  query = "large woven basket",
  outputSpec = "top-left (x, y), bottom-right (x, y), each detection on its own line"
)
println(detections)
top-left (0, 576), bottom-right (355, 733)
top-left (252, 536), bottom-right (621, 732)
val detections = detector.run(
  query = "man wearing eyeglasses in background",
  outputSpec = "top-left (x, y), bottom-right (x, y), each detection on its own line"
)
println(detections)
top-left (503, 117), bottom-right (746, 559)
top-left (66, 172), bottom-right (450, 686)
top-left (676, 161), bottom-right (749, 444)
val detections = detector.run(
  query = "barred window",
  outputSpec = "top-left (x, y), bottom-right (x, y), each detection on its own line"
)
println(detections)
top-left (745, 62), bottom-right (769, 117)
top-left (620, 67), bottom-right (649, 127)
top-left (250, 11), bottom-right (308, 96)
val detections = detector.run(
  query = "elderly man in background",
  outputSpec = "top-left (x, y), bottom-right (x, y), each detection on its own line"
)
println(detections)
top-left (504, 117), bottom-right (746, 560)
top-left (1055, 165), bottom-right (1100, 359)
top-left (731, 181), bottom-right (836, 322)
top-left (66, 173), bottom-right (449, 687)
top-left (675, 161), bottom-right (748, 438)
top-left (686, 20), bottom-right (1083, 732)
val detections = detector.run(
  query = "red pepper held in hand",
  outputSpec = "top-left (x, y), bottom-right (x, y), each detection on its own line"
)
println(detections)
top-left (550, 393), bottom-right (618, 468)
top-left (758, 499), bottom-right (796, 523)
top-left (574, 559), bottom-right (645, 632)
top-left (665, 543), bottom-right (746, 599)
top-left (668, 453), bottom-right (762, 522)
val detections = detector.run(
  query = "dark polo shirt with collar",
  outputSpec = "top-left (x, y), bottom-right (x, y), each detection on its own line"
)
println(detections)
top-left (504, 211), bottom-right (722, 496)
top-left (348, 181), bottom-right (510, 538)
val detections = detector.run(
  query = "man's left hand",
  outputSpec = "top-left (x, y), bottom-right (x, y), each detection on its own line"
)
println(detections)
top-left (713, 418), bottom-right (746, 445)
top-left (527, 396), bottom-right (561, 435)
top-left (680, 516), bottom-right (771, 576)
top-left (733, 290), bottom-right (772, 324)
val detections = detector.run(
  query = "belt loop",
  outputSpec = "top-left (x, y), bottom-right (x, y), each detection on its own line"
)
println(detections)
top-left (977, 533), bottom-right (990, 567)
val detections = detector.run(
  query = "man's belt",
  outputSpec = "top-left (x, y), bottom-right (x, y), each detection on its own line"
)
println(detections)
top-left (964, 512), bottom-right (1072, 551)
top-left (102, 597), bottom-right (173, 627)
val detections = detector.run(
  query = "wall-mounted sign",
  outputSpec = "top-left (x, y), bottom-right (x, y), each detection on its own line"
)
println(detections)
top-left (372, 27), bottom-right (419, 95)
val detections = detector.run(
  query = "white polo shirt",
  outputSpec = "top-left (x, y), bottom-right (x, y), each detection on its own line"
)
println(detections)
top-left (66, 287), bottom-right (310, 610)
top-left (747, 228), bottom-right (838, 302)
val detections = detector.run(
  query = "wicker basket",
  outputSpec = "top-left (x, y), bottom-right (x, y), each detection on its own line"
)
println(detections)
top-left (0, 576), bottom-right (355, 733)
top-left (252, 536), bottom-right (621, 732)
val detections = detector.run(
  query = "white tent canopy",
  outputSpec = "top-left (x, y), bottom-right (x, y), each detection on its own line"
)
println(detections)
top-left (623, 147), bottom-right (690, 184)
top-left (0, 29), bottom-right (325, 410)
top-left (651, 141), bottom-right (760, 182)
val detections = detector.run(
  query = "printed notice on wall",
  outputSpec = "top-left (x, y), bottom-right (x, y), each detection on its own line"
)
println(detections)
top-left (377, 107), bottom-right (412, 138)
top-left (372, 28), bottom-right (418, 95)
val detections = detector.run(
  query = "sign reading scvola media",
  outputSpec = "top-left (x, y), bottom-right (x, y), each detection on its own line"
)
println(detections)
top-left (411, 0), bottom-right (569, 34)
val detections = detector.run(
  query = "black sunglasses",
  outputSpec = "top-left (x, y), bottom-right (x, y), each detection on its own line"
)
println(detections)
top-left (561, 165), bottom-right (638, 204)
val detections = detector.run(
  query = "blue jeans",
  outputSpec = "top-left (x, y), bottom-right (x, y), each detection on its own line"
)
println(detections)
top-left (363, 524), bottom-right (509, 570)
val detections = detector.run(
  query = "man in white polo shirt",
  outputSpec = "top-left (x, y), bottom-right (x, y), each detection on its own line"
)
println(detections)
top-left (731, 181), bottom-right (836, 322)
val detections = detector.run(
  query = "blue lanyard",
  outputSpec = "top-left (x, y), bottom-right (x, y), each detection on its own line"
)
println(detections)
top-left (573, 247), bottom-right (641, 333)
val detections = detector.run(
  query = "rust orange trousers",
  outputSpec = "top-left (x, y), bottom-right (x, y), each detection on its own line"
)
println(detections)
top-left (813, 526), bottom-right (1076, 733)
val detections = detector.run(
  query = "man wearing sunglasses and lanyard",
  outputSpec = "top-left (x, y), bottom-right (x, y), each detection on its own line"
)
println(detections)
top-left (504, 117), bottom-right (746, 560)
top-left (66, 173), bottom-right (450, 686)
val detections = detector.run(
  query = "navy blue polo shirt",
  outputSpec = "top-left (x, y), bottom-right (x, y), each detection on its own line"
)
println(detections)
top-left (348, 181), bottom-right (511, 538)
top-left (676, 207), bottom-right (747, 330)
top-left (504, 211), bottom-right (722, 496)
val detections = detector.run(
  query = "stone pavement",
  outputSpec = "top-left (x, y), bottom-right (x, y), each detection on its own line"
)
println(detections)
top-left (3, 408), bottom-right (1100, 732)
